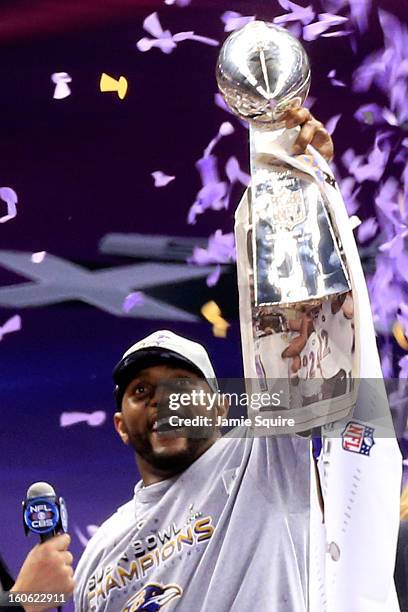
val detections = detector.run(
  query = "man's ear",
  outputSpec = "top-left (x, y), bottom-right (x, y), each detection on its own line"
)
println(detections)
top-left (114, 412), bottom-right (129, 445)
top-left (216, 394), bottom-right (229, 418)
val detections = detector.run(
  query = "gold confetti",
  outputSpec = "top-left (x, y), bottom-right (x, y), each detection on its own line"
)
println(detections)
top-left (201, 301), bottom-right (230, 338)
top-left (393, 322), bottom-right (408, 350)
top-left (99, 73), bottom-right (128, 99)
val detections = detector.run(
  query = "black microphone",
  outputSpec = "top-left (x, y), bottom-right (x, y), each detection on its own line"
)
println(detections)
top-left (22, 482), bottom-right (68, 611)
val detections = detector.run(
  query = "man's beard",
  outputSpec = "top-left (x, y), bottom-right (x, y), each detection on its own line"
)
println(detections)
top-left (128, 429), bottom-right (210, 473)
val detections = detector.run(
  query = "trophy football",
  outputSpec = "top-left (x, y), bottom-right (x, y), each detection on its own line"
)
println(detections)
top-left (216, 21), bottom-right (357, 433)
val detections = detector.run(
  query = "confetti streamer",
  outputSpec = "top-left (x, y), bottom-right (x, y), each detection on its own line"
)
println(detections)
top-left (303, 13), bottom-right (348, 41)
top-left (206, 265), bottom-right (221, 287)
top-left (221, 11), bottom-right (255, 32)
top-left (274, 0), bottom-right (315, 26)
top-left (348, 0), bottom-right (372, 33)
top-left (188, 123), bottom-right (236, 224)
top-left (204, 122), bottom-right (234, 157)
top-left (342, 133), bottom-right (391, 183)
top-left (190, 230), bottom-right (235, 265)
top-left (0, 314), bottom-right (21, 341)
top-left (31, 251), bottom-right (46, 263)
top-left (188, 156), bottom-right (228, 224)
top-left (151, 171), bottom-right (176, 187)
top-left (354, 103), bottom-right (384, 125)
top-left (357, 217), bottom-right (378, 243)
top-left (51, 72), bottom-right (72, 99)
top-left (201, 300), bottom-right (230, 338)
top-left (60, 411), bottom-right (107, 427)
top-left (326, 113), bottom-right (342, 135)
top-left (137, 12), bottom-right (218, 54)
top-left (225, 156), bottom-right (250, 187)
top-left (327, 69), bottom-right (346, 87)
top-left (0, 187), bottom-right (18, 224)
top-left (123, 292), bottom-right (144, 313)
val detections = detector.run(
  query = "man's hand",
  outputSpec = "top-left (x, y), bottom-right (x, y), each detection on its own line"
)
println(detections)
top-left (11, 534), bottom-right (74, 611)
top-left (284, 107), bottom-right (334, 162)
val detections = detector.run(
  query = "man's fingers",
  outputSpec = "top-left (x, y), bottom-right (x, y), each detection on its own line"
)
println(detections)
top-left (62, 550), bottom-right (74, 566)
top-left (294, 121), bottom-right (319, 152)
top-left (283, 107), bottom-right (334, 161)
top-left (285, 107), bottom-right (311, 128)
top-left (293, 120), bottom-right (333, 161)
top-left (311, 128), bottom-right (334, 161)
top-left (50, 533), bottom-right (71, 551)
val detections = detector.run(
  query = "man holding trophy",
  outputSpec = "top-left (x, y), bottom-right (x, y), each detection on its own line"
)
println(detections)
top-left (74, 21), bottom-right (401, 612)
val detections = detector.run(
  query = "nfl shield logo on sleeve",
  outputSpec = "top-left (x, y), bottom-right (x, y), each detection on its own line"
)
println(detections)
top-left (341, 421), bottom-right (375, 456)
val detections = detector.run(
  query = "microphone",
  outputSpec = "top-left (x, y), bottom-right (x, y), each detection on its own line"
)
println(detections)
top-left (22, 482), bottom-right (68, 542)
top-left (22, 482), bottom-right (68, 611)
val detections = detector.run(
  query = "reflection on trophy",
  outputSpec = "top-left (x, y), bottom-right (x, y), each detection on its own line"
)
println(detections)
top-left (216, 21), bottom-right (356, 432)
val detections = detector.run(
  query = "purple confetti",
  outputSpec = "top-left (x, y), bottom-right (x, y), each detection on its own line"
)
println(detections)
top-left (348, 0), bottom-right (372, 34)
top-left (137, 12), bottom-right (218, 54)
top-left (197, 155), bottom-right (219, 185)
top-left (375, 177), bottom-right (400, 225)
top-left (151, 171), bottom-right (176, 187)
top-left (190, 230), bottom-right (235, 265)
top-left (221, 11), bottom-right (255, 33)
top-left (51, 72), bottom-right (72, 100)
top-left (274, 0), bottom-right (315, 26)
top-left (357, 217), bottom-right (378, 243)
top-left (188, 123), bottom-right (237, 224)
top-left (206, 264), bottom-right (221, 287)
top-left (353, 10), bottom-right (408, 102)
top-left (354, 135), bottom-right (391, 183)
top-left (303, 96), bottom-right (316, 110)
top-left (204, 122), bottom-right (234, 157)
top-left (321, 29), bottom-right (352, 37)
top-left (60, 411), bottom-right (107, 427)
top-left (352, 51), bottom-right (385, 93)
top-left (188, 180), bottom-right (228, 225)
top-left (214, 93), bottom-right (248, 129)
top-left (225, 156), bottom-right (250, 187)
top-left (0, 187), bottom-right (18, 224)
top-left (354, 103), bottom-right (384, 125)
top-left (378, 10), bottom-right (405, 59)
top-left (0, 314), bottom-right (21, 341)
top-left (338, 176), bottom-right (361, 215)
top-left (327, 69), bottom-right (346, 87)
top-left (214, 92), bottom-right (231, 114)
top-left (326, 113), bottom-right (342, 135)
top-left (368, 255), bottom-right (403, 331)
top-left (303, 13), bottom-right (348, 41)
top-left (342, 133), bottom-right (391, 183)
top-left (123, 292), bottom-right (144, 312)
top-left (382, 108), bottom-right (398, 127)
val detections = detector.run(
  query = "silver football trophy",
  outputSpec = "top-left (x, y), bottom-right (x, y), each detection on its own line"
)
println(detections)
top-left (217, 21), bottom-right (356, 433)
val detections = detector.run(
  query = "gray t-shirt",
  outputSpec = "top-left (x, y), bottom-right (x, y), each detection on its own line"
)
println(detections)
top-left (74, 432), bottom-right (310, 611)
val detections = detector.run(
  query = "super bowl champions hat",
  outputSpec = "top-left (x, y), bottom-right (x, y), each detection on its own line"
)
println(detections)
top-left (113, 330), bottom-right (219, 408)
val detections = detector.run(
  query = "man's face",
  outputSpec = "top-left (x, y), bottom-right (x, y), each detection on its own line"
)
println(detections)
top-left (114, 363), bottom-right (222, 475)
